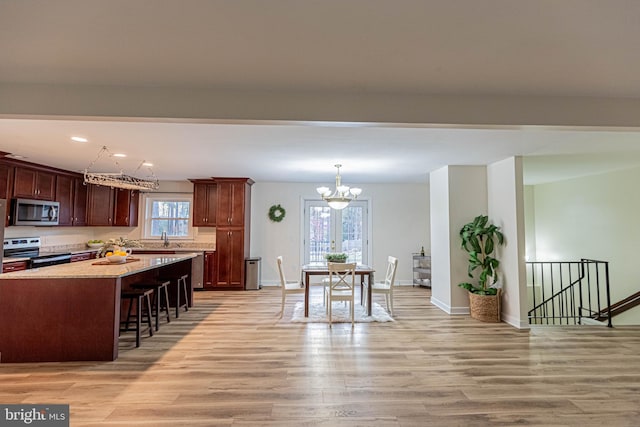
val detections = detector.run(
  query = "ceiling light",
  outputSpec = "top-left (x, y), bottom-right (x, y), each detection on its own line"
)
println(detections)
top-left (112, 153), bottom-right (127, 158)
top-left (316, 164), bottom-right (362, 210)
top-left (71, 136), bottom-right (88, 142)
top-left (142, 162), bottom-right (153, 167)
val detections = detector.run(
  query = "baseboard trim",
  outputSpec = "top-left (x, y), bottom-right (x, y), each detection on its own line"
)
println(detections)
top-left (430, 296), bottom-right (469, 315)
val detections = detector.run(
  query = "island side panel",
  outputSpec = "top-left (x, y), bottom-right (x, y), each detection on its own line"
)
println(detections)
top-left (0, 277), bottom-right (121, 363)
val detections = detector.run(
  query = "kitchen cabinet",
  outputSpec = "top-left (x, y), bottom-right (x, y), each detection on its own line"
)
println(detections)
top-left (215, 180), bottom-right (247, 227)
top-left (0, 162), bottom-right (13, 225)
top-left (114, 188), bottom-right (139, 226)
top-left (215, 229), bottom-right (244, 288)
top-left (3, 260), bottom-right (28, 273)
top-left (214, 178), bottom-right (253, 289)
top-left (189, 177), bottom-right (252, 290)
top-left (86, 184), bottom-right (115, 226)
top-left (56, 174), bottom-right (73, 226)
top-left (191, 181), bottom-right (217, 226)
top-left (13, 166), bottom-right (56, 200)
top-left (56, 174), bottom-right (87, 226)
top-left (203, 250), bottom-right (216, 289)
top-left (72, 178), bottom-right (88, 226)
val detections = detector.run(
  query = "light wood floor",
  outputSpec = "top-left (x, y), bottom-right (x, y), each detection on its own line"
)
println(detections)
top-left (2, 286), bottom-right (640, 426)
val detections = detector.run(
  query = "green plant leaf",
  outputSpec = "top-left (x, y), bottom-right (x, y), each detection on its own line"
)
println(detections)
top-left (485, 236), bottom-right (494, 255)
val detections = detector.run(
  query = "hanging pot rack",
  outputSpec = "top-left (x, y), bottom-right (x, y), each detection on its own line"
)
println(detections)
top-left (83, 146), bottom-right (160, 191)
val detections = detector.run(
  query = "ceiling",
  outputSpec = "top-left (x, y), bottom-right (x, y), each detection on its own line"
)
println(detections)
top-left (1, 0), bottom-right (640, 185)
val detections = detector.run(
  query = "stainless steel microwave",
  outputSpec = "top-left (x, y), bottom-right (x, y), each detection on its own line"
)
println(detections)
top-left (11, 198), bottom-right (60, 226)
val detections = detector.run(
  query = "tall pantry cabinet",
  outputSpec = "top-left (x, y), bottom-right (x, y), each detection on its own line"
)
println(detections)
top-left (190, 177), bottom-right (253, 290)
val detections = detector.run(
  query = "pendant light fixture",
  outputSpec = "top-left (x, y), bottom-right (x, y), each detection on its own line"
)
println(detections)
top-left (316, 164), bottom-right (362, 210)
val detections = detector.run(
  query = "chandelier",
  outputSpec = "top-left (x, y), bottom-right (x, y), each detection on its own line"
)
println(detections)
top-left (83, 146), bottom-right (160, 191)
top-left (316, 164), bottom-right (362, 210)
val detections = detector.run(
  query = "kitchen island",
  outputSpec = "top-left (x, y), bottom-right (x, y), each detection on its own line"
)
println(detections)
top-left (0, 253), bottom-right (198, 363)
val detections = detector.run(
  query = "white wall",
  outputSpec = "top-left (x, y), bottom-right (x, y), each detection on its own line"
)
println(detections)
top-left (429, 165), bottom-right (487, 314)
top-left (429, 167), bottom-right (451, 310)
top-left (487, 157), bottom-right (527, 328)
top-left (250, 181), bottom-right (429, 286)
top-left (523, 185), bottom-right (537, 261)
top-left (531, 166), bottom-right (640, 325)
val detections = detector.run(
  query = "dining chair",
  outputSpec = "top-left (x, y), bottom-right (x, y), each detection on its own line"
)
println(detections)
top-left (364, 256), bottom-right (399, 316)
top-left (276, 256), bottom-right (305, 318)
top-left (326, 262), bottom-right (357, 328)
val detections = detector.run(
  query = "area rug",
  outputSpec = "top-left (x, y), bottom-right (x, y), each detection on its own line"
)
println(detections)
top-left (290, 301), bottom-right (394, 323)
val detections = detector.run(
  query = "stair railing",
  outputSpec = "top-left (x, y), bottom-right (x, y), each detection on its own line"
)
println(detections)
top-left (527, 259), bottom-right (611, 327)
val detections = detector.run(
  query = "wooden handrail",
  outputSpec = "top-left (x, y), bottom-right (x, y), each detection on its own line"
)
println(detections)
top-left (593, 290), bottom-right (640, 321)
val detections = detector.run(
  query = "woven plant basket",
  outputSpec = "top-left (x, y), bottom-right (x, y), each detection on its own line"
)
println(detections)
top-left (468, 288), bottom-right (501, 323)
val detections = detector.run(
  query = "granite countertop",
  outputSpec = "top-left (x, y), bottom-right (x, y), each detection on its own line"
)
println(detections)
top-left (3, 244), bottom-right (213, 264)
top-left (0, 253), bottom-right (198, 279)
top-left (52, 244), bottom-right (214, 253)
top-left (132, 247), bottom-right (213, 252)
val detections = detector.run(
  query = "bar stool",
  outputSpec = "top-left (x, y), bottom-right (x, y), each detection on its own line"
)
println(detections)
top-left (158, 274), bottom-right (189, 318)
top-left (130, 280), bottom-right (171, 331)
top-left (120, 288), bottom-right (154, 348)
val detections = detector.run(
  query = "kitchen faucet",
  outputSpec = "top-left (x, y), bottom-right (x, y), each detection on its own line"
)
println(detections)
top-left (161, 231), bottom-right (170, 247)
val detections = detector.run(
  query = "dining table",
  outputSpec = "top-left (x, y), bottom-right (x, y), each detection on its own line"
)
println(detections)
top-left (301, 263), bottom-right (375, 317)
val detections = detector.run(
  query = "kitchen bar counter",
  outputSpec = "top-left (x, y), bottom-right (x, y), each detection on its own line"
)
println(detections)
top-left (0, 253), bottom-right (197, 278)
top-left (0, 254), bottom-right (197, 363)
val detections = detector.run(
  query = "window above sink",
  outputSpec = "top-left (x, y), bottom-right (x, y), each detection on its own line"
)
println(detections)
top-left (142, 193), bottom-right (194, 240)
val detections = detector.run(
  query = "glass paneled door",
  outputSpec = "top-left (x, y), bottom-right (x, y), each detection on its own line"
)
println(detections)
top-left (304, 200), bottom-right (369, 265)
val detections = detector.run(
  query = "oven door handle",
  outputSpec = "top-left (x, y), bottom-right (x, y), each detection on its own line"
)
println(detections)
top-left (31, 254), bottom-right (71, 266)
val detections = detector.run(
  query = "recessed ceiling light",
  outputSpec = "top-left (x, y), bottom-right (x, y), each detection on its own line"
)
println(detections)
top-left (142, 162), bottom-right (153, 167)
top-left (112, 153), bottom-right (127, 158)
top-left (71, 136), bottom-right (88, 142)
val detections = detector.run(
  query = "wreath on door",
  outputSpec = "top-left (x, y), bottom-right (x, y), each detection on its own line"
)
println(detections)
top-left (268, 204), bottom-right (286, 222)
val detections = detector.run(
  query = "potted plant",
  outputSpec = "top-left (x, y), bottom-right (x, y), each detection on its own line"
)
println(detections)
top-left (97, 237), bottom-right (143, 258)
top-left (457, 215), bottom-right (505, 322)
top-left (325, 253), bottom-right (348, 263)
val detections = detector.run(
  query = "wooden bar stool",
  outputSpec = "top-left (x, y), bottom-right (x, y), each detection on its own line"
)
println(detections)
top-left (120, 288), bottom-right (154, 348)
top-left (131, 280), bottom-right (171, 331)
top-left (158, 274), bottom-right (189, 318)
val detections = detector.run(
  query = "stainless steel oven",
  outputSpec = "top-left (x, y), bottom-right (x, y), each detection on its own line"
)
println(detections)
top-left (3, 237), bottom-right (72, 268)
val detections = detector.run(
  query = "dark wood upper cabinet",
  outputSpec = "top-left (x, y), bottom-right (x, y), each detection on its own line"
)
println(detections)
top-left (0, 158), bottom-right (139, 228)
top-left (0, 162), bottom-right (13, 226)
top-left (191, 181), bottom-right (217, 226)
top-left (86, 184), bottom-right (114, 226)
top-left (72, 179), bottom-right (88, 226)
top-left (13, 167), bottom-right (56, 200)
top-left (56, 175), bottom-right (88, 226)
top-left (0, 162), bottom-right (12, 201)
top-left (114, 188), bottom-right (139, 227)
top-left (56, 174), bottom-right (74, 226)
top-left (215, 180), bottom-right (248, 227)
